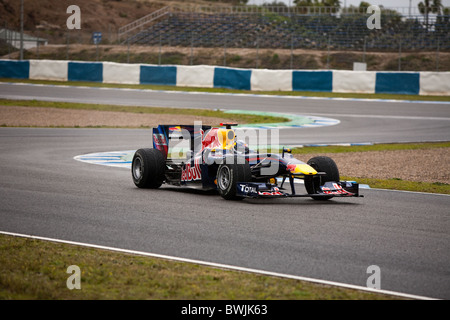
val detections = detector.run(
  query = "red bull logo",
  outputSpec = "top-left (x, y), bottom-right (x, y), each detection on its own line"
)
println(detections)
top-left (181, 157), bottom-right (202, 182)
top-left (202, 128), bottom-right (235, 150)
top-left (153, 134), bottom-right (167, 146)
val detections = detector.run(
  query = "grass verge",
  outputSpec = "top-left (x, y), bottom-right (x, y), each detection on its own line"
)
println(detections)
top-left (0, 233), bottom-right (404, 300)
top-left (291, 142), bottom-right (450, 154)
top-left (0, 99), bottom-right (288, 126)
top-left (343, 176), bottom-right (450, 194)
top-left (1, 78), bottom-right (449, 102)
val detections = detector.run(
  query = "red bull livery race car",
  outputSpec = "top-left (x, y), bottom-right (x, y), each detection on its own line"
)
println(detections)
top-left (131, 124), bottom-right (363, 201)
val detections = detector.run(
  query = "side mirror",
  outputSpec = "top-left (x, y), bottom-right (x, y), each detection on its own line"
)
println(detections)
top-left (282, 147), bottom-right (291, 158)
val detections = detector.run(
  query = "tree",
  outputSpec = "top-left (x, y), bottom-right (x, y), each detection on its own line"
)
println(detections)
top-left (294, 0), bottom-right (314, 14)
top-left (205, 0), bottom-right (248, 4)
top-left (322, 0), bottom-right (340, 8)
top-left (294, 0), bottom-right (340, 6)
top-left (435, 7), bottom-right (450, 38)
top-left (262, 1), bottom-right (287, 7)
top-left (294, 0), bottom-right (314, 6)
top-left (322, 0), bottom-right (340, 13)
top-left (359, 1), bottom-right (371, 11)
top-left (294, 0), bottom-right (340, 13)
top-left (418, 0), bottom-right (443, 29)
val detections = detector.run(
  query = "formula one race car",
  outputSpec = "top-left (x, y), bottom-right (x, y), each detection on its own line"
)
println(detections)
top-left (131, 124), bottom-right (362, 200)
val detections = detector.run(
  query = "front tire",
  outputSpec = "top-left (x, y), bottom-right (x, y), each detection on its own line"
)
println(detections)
top-left (304, 156), bottom-right (340, 200)
top-left (217, 159), bottom-right (251, 200)
top-left (132, 148), bottom-right (165, 189)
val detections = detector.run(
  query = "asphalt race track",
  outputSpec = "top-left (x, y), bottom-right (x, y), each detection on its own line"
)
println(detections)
top-left (1, 82), bottom-right (450, 145)
top-left (0, 83), bottom-right (449, 299)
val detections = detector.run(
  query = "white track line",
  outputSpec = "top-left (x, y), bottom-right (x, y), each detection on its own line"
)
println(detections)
top-left (0, 230), bottom-right (436, 300)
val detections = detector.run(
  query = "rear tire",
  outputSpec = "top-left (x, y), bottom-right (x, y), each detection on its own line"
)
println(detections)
top-left (132, 148), bottom-right (165, 189)
top-left (304, 156), bottom-right (339, 200)
top-left (217, 158), bottom-right (251, 200)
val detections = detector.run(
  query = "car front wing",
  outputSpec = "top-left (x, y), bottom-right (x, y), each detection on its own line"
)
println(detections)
top-left (236, 181), bottom-right (363, 198)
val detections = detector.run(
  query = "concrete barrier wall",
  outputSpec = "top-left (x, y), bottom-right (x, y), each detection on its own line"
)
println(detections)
top-left (103, 62), bottom-right (140, 85)
top-left (29, 60), bottom-right (68, 81)
top-left (251, 69), bottom-right (292, 91)
top-left (419, 72), bottom-right (450, 96)
top-left (177, 65), bottom-right (215, 88)
top-left (140, 65), bottom-right (177, 86)
top-left (68, 61), bottom-right (103, 82)
top-left (332, 70), bottom-right (376, 94)
top-left (0, 60), bottom-right (29, 79)
top-left (292, 70), bottom-right (333, 92)
top-left (214, 67), bottom-right (252, 91)
top-left (0, 59), bottom-right (448, 95)
top-left (375, 72), bottom-right (420, 95)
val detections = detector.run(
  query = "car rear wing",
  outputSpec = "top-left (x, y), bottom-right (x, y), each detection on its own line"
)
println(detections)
top-left (152, 125), bottom-right (212, 159)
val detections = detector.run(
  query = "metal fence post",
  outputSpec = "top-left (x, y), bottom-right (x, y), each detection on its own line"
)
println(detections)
top-left (363, 36), bottom-right (366, 63)
top-left (256, 34), bottom-right (259, 69)
top-left (96, 40), bottom-right (99, 61)
top-left (158, 32), bottom-right (162, 65)
top-left (127, 37), bottom-right (130, 63)
top-left (19, 0), bottom-right (24, 60)
top-left (326, 34), bottom-right (330, 69)
top-left (223, 33), bottom-right (227, 66)
top-left (6, 22), bottom-right (11, 59)
top-left (190, 30), bottom-right (194, 65)
top-left (66, 31), bottom-right (70, 60)
top-left (36, 33), bottom-right (39, 59)
top-left (290, 33), bottom-right (294, 70)
top-left (436, 39), bottom-right (440, 72)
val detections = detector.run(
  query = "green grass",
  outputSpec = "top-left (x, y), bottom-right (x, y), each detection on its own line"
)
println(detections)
top-left (1, 78), bottom-right (449, 101)
top-left (0, 234), bottom-right (405, 300)
top-left (343, 176), bottom-right (450, 194)
top-left (291, 142), bottom-right (450, 154)
top-left (0, 99), bottom-right (288, 126)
